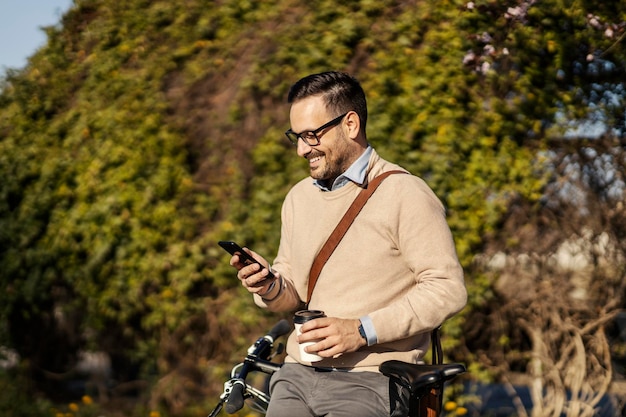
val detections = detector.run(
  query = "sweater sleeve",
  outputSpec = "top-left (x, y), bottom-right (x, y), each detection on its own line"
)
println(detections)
top-left (368, 176), bottom-right (467, 344)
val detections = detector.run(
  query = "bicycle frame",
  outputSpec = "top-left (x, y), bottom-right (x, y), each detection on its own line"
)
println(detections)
top-left (208, 320), bottom-right (466, 417)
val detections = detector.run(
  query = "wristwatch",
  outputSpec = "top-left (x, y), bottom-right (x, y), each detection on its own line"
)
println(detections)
top-left (358, 322), bottom-right (367, 341)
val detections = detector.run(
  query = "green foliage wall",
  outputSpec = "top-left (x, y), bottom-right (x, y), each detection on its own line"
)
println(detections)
top-left (0, 0), bottom-right (624, 413)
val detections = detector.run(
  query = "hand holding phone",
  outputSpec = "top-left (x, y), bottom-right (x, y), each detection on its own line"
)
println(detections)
top-left (218, 241), bottom-right (276, 283)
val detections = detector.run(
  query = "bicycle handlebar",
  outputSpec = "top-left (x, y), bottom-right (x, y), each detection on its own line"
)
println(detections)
top-left (224, 379), bottom-right (246, 414)
top-left (267, 319), bottom-right (291, 342)
top-left (223, 319), bottom-right (291, 414)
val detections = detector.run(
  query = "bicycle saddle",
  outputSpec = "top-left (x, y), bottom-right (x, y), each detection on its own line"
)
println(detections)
top-left (379, 361), bottom-right (466, 395)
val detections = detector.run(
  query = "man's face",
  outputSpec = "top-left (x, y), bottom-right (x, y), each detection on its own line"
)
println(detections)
top-left (288, 95), bottom-right (353, 183)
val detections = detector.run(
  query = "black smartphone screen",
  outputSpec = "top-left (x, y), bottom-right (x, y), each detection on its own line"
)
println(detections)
top-left (218, 241), bottom-right (276, 281)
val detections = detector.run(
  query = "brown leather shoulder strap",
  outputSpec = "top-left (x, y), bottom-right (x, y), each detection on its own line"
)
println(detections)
top-left (306, 170), bottom-right (406, 304)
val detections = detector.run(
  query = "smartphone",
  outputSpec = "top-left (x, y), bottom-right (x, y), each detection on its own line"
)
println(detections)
top-left (218, 241), bottom-right (276, 282)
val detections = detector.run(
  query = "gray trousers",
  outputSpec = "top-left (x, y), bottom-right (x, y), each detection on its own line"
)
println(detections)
top-left (266, 363), bottom-right (410, 417)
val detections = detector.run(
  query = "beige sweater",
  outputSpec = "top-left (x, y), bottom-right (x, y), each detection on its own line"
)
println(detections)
top-left (255, 149), bottom-right (467, 371)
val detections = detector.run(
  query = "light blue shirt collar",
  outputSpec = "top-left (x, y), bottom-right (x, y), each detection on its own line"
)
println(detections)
top-left (313, 146), bottom-right (372, 191)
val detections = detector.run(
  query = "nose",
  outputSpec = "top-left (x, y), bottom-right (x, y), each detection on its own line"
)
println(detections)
top-left (296, 137), bottom-right (312, 157)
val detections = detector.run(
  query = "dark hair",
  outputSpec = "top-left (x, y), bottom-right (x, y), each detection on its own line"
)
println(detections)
top-left (287, 71), bottom-right (368, 132)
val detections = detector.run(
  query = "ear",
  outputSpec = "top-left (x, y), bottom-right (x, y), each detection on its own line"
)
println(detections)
top-left (344, 111), bottom-right (361, 140)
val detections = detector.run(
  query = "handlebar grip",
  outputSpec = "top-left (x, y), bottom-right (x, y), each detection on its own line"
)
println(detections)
top-left (268, 319), bottom-right (291, 342)
top-left (224, 380), bottom-right (245, 414)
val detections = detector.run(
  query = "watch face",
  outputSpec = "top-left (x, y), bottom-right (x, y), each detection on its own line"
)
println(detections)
top-left (358, 324), bottom-right (366, 339)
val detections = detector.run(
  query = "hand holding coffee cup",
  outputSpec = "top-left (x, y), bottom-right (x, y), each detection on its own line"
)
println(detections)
top-left (293, 310), bottom-right (326, 362)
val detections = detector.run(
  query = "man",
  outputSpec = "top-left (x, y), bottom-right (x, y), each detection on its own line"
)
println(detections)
top-left (229, 71), bottom-right (467, 417)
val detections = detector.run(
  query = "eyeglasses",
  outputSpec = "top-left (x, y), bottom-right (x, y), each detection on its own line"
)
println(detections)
top-left (285, 112), bottom-right (349, 146)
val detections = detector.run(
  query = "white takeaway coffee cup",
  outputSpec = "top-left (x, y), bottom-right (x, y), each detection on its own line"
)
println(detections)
top-left (293, 310), bottom-right (326, 362)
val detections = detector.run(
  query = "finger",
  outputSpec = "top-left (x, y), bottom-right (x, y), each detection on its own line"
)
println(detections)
top-left (229, 253), bottom-right (240, 268)
top-left (238, 263), bottom-right (261, 280)
top-left (248, 273), bottom-right (271, 288)
top-left (298, 327), bottom-right (329, 344)
top-left (300, 317), bottom-right (329, 333)
top-left (239, 274), bottom-right (250, 288)
top-left (310, 340), bottom-right (341, 358)
top-left (239, 273), bottom-right (273, 293)
top-left (240, 276), bottom-right (259, 291)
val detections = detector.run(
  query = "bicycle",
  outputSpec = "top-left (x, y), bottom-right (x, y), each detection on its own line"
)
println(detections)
top-left (208, 319), bottom-right (466, 417)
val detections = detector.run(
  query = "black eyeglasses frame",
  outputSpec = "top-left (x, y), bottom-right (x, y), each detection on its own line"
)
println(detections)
top-left (284, 112), bottom-right (349, 146)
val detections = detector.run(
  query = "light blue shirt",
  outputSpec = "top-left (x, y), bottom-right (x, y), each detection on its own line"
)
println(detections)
top-left (313, 146), bottom-right (373, 191)
top-left (312, 145), bottom-right (378, 346)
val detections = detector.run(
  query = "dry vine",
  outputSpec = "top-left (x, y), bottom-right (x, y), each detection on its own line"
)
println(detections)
top-left (467, 136), bottom-right (626, 416)
top-left (518, 291), bottom-right (619, 417)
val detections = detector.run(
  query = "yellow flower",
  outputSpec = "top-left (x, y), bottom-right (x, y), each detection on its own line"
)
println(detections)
top-left (149, 411), bottom-right (161, 417)
top-left (82, 395), bottom-right (93, 405)
top-left (456, 406), bottom-right (468, 415)
top-left (68, 403), bottom-right (79, 412)
top-left (444, 401), bottom-right (457, 411)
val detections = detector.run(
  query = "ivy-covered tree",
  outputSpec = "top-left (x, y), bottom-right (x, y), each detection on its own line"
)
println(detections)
top-left (1, 0), bottom-right (624, 415)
